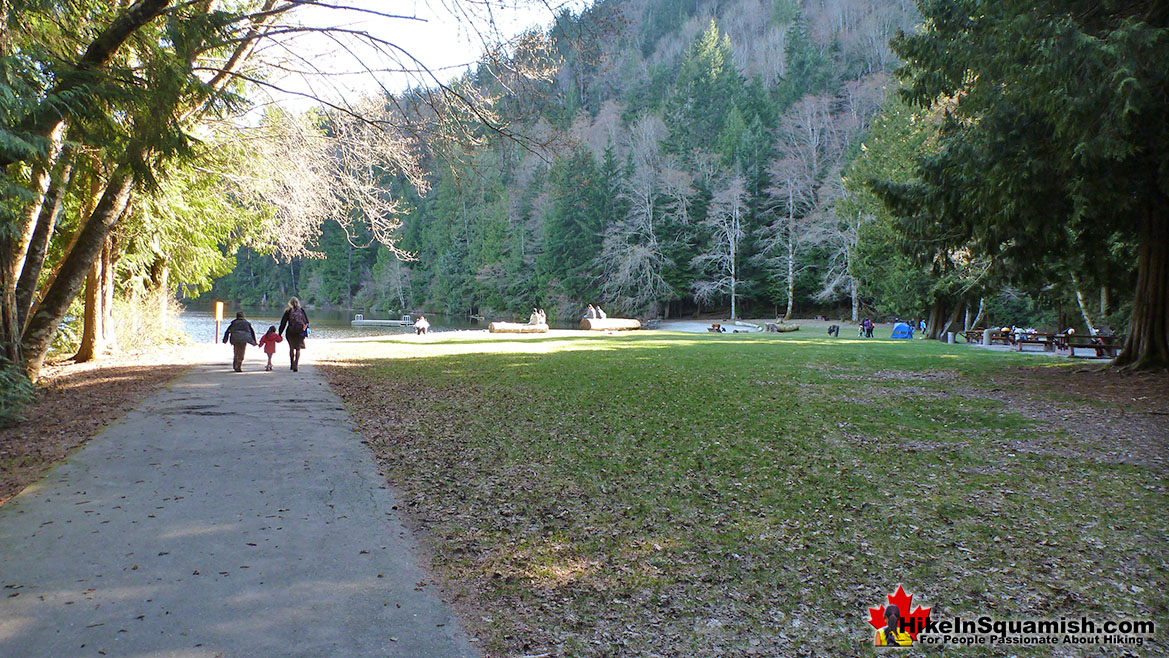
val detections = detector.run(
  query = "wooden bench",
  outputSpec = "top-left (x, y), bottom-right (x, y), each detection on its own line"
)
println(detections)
top-left (1054, 334), bottom-right (1121, 358)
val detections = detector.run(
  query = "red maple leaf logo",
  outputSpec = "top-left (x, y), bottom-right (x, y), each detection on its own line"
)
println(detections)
top-left (867, 585), bottom-right (932, 640)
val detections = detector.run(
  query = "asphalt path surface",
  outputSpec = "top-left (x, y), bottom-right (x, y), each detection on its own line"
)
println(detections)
top-left (0, 351), bottom-right (476, 658)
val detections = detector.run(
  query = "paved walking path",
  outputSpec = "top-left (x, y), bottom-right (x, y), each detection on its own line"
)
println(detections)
top-left (0, 352), bottom-right (477, 658)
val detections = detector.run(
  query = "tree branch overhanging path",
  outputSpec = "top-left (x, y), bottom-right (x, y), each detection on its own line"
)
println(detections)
top-left (1, 0), bottom-right (570, 380)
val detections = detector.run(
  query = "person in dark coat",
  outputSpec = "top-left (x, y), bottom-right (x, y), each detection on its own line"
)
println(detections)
top-left (222, 311), bottom-right (257, 372)
top-left (278, 296), bottom-right (310, 372)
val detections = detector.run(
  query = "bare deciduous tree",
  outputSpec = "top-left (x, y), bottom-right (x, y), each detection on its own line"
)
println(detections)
top-left (807, 175), bottom-right (862, 322)
top-left (757, 95), bottom-right (837, 320)
top-left (600, 113), bottom-right (689, 315)
top-left (692, 171), bottom-right (748, 319)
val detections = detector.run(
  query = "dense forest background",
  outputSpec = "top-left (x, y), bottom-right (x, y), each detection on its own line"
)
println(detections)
top-left (4, 0), bottom-right (1162, 400)
top-left (199, 0), bottom-right (1129, 333)
top-left (204, 0), bottom-right (929, 322)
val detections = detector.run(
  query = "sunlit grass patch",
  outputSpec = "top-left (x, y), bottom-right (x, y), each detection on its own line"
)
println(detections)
top-left (321, 331), bottom-right (1166, 657)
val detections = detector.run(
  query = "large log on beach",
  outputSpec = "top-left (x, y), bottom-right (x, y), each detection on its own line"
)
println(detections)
top-left (765, 323), bottom-right (800, 333)
top-left (489, 322), bottom-right (549, 334)
top-left (579, 318), bottom-right (642, 331)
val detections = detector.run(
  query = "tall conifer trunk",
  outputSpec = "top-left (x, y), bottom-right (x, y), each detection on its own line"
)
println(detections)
top-left (1, 0), bottom-right (10, 55)
top-left (925, 299), bottom-right (945, 340)
top-left (1115, 209), bottom-right (1169, 369)
top-left (74, 258), bottom-right (106, 362)
top-left (21, 167), bottom-right (133, 379)
top-left (16, 155), bottom-right (75, 329)
top-left (149, 256), bottom-right (169, 325)
top-left (0, 124), bottom-right (65, 366)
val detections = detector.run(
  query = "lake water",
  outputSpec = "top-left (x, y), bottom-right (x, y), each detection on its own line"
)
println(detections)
top-left (179, 306), bottom-right (486, 343)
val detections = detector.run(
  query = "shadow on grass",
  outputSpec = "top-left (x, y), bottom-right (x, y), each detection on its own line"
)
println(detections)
top-left (319, 336), bottom-right (1167, 657)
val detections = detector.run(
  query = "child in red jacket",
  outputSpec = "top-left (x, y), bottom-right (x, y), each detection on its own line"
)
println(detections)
top-left (257, 325), bottom-right (283, 371)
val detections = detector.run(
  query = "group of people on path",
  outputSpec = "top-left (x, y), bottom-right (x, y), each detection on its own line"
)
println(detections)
top-left (222, 297), bottom-right (309, 372)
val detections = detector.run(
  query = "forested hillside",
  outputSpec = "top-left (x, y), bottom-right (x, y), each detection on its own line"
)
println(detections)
top-left (4, 0), bottom-right (1162, 385)
top-left (205, 0), bottom-right (921, 323)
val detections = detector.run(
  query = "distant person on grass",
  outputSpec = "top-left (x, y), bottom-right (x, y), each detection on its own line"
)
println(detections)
top-left (414, 315), bottom-right (430, 335)
top-left (279, 297), bottom-right (309, 372)
top-left (257, 325), bottom-right (283, 371)
top-left (222, 311), bottom-right (256, 372)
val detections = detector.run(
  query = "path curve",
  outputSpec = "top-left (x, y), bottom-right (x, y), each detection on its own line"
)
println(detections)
top-left (0, 352), bottom-right (477, 658)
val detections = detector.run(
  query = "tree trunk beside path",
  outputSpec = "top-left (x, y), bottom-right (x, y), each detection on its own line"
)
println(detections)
top-left (20, 166), bottom-right (133, 379)
top-left (1115, 209), bottom-right (1169, 369)
top-left (0, 355), bottom-right (478, 657)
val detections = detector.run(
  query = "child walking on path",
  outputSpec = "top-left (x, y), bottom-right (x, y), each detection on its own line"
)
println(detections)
top-left (258, 325), bottom-right (283, 371)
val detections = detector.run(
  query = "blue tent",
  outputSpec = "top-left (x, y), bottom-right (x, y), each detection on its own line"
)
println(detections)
top-left (890, 322), bottom-right (913, 339)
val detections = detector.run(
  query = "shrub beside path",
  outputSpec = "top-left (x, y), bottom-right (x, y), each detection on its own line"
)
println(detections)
top-left (0, 354), bottom-right (476, 658)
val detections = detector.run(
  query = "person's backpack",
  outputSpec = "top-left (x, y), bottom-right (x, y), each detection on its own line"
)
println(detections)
top-left (229, 322), bottom-right (253, 345)
top-left (288, 307), bottom-right (308, 334)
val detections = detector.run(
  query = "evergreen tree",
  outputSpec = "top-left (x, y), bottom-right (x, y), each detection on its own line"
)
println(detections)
top-left (887, 0), bottom-right (1169, 368)
top-left (539, 147), bottom-right (606, 302)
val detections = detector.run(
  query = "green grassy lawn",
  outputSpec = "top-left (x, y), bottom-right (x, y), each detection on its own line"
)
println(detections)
top-left (321, 331), bottom-right (1167, 657)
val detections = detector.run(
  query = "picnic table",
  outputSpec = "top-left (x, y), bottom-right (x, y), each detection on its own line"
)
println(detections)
top-left (964, 329), bottom-right (1011, 345)
top-left (1054, 333), bottom-right (1122, 358)
top-left (1011, 332), bottom-right (1061, 352)
top-left (967, 327), bottom-right (1122, 358)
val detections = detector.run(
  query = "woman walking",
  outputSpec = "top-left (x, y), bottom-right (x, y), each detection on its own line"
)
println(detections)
top-left (279, 297), bottom-right (310, 372)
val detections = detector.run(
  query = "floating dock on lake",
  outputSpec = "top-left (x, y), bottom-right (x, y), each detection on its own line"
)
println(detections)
top-left (351, 313), bottom-right (414, 328)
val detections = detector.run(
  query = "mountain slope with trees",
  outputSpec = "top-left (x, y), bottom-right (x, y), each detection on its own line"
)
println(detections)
top-left (205, 0), bottom-right (920, 324)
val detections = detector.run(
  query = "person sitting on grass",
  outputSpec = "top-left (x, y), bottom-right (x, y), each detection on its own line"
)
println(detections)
top-left (414, 315), bottom-right (430, 335)
top-left (257, 325), bottom-right (283, 371)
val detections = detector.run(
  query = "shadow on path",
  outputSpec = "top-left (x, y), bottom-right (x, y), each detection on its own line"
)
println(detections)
top-left (0, 356), bottom-right (477, 658)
